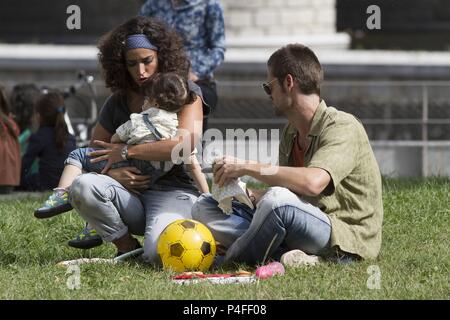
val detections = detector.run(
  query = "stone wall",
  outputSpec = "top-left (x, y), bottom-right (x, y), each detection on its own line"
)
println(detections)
top-left (0, 0), bottom-right (143, 44)
top-left (0, 0), bottom-right (337, 44)
top-left (222, 0), bottom-right (336, 37)
top-left (336, 0), bottom-right (450, 50)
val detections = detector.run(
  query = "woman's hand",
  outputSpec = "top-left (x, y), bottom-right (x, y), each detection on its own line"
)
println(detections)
top-left (107, 167), bottom-right (151, 195)
top-left (88, 140), bottom-right (125, 174)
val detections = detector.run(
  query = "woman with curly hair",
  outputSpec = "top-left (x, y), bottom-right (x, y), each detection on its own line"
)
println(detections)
top-left (60, 16), bottom-right (205, 263)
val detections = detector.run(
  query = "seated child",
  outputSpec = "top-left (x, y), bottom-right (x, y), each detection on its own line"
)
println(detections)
top-left (35, 72), bottom-right (209, 218)
top-left (20, 90), bottom-right (76, 191)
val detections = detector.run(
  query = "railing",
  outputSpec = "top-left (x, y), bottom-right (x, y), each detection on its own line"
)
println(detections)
top-left (211, 80), bottom-right (450, 177)
top-left (327, 81), bottom-right (450, 176)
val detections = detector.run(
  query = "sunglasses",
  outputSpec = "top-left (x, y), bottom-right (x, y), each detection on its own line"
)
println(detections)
top-left (262, 78), bottom-right (277, 96)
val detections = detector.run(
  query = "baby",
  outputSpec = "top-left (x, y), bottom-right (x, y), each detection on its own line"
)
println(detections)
top-left (35, 72), bottom-right (208, 218)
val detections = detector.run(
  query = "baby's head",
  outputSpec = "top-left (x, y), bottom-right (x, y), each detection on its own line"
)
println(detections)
top-left (142, 72), bottom-right (197, 113)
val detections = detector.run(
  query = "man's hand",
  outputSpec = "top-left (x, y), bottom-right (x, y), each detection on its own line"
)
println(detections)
top-left (107, 167), bottom-right (151, 195)
top-left (213, 156), bottom-right (247, 187)
top-left (88, 140), bottom-right (125, 174)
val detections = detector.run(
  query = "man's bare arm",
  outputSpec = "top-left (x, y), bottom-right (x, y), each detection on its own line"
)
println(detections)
top-left (244, 164), bottom-right (331, 196)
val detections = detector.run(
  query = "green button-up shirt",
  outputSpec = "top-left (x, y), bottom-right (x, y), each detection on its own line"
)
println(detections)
top-left (279, 100), bottom-right (383, 259)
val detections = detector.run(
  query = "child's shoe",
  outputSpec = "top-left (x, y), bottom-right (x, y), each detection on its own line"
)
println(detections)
top-left (68, 225), bottom-right (103, 249)
top-left (34, 188), bottom-right (73, 219)
top-left (255, 261), bottom-right (285, 279)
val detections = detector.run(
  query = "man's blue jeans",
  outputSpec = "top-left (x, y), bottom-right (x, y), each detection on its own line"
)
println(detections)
top-left (191, 187), bottom-right (332, 266)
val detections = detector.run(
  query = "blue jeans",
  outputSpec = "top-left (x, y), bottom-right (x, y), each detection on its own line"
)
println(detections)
top-left (66, 147), bottom-right (168, 186)
top-left (69, 173), bottom-right (198, 265)
top-left (191, 187), bottom-right (333, 266)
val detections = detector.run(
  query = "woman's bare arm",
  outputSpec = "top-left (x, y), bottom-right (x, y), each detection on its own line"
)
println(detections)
top-left (90, 122), bottom-right (113, 146)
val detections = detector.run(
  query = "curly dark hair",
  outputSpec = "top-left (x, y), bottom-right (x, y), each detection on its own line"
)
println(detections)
top-left (143, 73), bottom-right (197, 113)
top-left (98, 16), bottom-right (190, 93)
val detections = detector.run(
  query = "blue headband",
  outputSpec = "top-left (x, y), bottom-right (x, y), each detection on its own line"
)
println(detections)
top-left (56, 106), bottom-right (65, 113)
top-left (125, 34), bottom-right (158, 51)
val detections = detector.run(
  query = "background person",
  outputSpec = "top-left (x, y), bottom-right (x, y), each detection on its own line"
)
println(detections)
top-left (19, 91), bottom-right (76, 191)
top-left (10, 84), bottom-right (41, 175)
top-left (139, 0), bottom-right (226, 132)
top-left (0, 86), bottom-right (21, 194)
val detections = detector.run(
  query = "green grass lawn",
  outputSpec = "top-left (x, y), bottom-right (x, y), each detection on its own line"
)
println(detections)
top-left (0, 178), bottom-right (449, 299)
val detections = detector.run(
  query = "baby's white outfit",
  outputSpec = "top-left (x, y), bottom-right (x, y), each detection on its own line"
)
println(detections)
top-left (115, 107), bottom-right (178, 171)
top-left (211, 179), bottom-right (254, 214)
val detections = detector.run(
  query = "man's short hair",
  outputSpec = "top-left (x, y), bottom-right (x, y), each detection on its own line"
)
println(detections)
top-left (268, 44), bottom-right (323, 96)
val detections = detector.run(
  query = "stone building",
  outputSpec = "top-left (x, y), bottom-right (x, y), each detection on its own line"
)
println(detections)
top-left (1, 1), bottom-right (450, 177)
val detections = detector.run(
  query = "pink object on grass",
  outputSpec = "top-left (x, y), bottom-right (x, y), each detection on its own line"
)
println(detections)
top-left (255, 261), bottom-right (285, 279)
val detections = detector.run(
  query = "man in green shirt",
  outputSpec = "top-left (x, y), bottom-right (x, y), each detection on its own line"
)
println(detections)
top-left (192, 44), bottom-right (383, 265)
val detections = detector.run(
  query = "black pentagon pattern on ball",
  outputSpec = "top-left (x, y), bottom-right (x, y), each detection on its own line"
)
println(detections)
top-left (180, 220), bottom-right (196, 229)
top-left (170, 242), bottom-right (185, 257)
top-left (200, 241), bottom-right (211, 256)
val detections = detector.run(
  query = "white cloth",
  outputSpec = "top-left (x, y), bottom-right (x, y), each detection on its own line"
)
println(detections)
top-left (211, 179), bottom-right (254, 215)
top-left (115, 107), bottom-right (178, 145)
top-left (115, 107), bottom-right (178, 171)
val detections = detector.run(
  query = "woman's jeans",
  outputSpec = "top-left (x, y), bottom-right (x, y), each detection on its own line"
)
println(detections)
top-left (192, 187), bottom-right (333, 265)
top-left (69, 173), bottom-right (198, 265)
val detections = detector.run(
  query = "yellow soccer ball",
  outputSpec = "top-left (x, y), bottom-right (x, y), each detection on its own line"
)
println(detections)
top-left (157, 219), bottom-right (216, 273)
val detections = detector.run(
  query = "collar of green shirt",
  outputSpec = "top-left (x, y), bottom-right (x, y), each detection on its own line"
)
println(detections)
top-left (284, 99), bottom-right (329, 140)
top-left (280, 99), bottom-right (329, 166)
top-left (308, 99), bottom-right (328, 137)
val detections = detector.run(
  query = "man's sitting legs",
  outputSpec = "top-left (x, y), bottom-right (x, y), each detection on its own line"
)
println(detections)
top-left (193, 187), bottom-right (333, 266)
top-left (222, 187), bottom-right (332, 265)
top-left (191, 193), bottom-right (253, 249)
